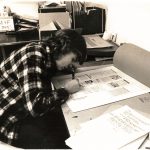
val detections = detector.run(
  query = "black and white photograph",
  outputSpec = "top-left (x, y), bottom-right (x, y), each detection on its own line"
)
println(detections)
top-left (0, 0), bottom-right (150, 149)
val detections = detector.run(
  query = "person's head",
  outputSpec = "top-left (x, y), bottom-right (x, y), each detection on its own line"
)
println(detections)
top-left (47, 29), bottom-right (87, 70)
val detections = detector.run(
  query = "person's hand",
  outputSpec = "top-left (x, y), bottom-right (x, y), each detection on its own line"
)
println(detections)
top-left (53, 79), bottom-right (81, 107)
top-left (56, 88), bottom-right (69, 105)
top-left (64, 79), bottom-right (81, 94)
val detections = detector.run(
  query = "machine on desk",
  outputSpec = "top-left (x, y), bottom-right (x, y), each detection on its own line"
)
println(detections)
top-left (63, 2), bottom-right (117, 58)
top-left (84, 34), bottom-right (118, 58)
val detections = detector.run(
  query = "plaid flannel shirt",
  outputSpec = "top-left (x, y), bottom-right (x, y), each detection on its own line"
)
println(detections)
top-left (0, 42), bottom-right (59, 144)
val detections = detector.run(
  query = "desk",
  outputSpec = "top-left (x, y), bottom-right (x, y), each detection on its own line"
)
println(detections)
top-left (0, 30), bottom-right (39, 61)
top-left (62, 88), bottom-right (150, 136)
top-left (59, 61), bottom-right (150, 137)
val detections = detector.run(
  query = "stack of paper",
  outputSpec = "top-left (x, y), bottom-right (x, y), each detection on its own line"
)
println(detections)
top-left (65, 106), bottom-right (150, 150)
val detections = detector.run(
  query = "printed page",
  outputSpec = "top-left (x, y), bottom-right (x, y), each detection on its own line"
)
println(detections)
top-left (65, 106), bottom-right (150, 150)
top-left (67, 66), bottom-right (150, 112)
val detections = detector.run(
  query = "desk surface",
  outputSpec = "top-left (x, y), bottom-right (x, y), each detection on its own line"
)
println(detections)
top-left (62, 91), bottom-right (150, 136)
top-left (60, 62), bottom-right (150, 136)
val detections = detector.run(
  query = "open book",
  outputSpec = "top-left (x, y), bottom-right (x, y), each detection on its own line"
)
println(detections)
top-left (52, 43), bottom-right (150, 112)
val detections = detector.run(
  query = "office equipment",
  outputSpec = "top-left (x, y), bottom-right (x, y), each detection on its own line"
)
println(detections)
top-left (83, 34), bottom-right (113, 49)
top-left (64, 2), bottom-right (114, 57)
top-left (82, 33), bottom-right (117, 58)
top-left (52, 43), bottom-right (150, 112)
top-left (86, 40), bottom-right (118, 57)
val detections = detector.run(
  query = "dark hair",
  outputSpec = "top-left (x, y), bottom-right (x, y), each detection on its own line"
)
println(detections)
top-left (47, 29), bottom-right (87, 65)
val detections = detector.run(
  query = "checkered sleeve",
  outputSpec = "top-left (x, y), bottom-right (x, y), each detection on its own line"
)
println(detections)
top-left (16, 44), bottom-right (58, 117)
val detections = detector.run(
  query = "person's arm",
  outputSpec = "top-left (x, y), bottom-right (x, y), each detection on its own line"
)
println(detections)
top-left (17, 44), bottom-right (69, 117)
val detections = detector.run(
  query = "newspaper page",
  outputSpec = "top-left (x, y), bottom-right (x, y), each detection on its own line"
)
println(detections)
top-left (65, 106), bottom-right (150, 150)
top-left (67, 66), bottom-right (150, 112)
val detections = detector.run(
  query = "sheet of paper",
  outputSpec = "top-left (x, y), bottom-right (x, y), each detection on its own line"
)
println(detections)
top-left (79, 105), bottom-right (149, 150)
top-left (40, 21), bottom-right (57, 31)
top-left (67, 66), bottom-right (150, 112)
top-left (0, 141), bottom-right (23, 150)
top-left (65, 106), bottom-right (150, 150)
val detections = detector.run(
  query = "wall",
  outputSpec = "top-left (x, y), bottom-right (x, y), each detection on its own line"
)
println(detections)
top-left (0, 0), bottom-right (40, 19)
top-left (1, 0), bottom-right (150, 51)
top-left (89, 0), bottom-right (150, 51)
top-left (107, 0), bottom-right (150, 52)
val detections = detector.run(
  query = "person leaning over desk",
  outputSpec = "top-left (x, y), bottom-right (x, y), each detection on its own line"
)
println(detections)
top-left (0, 29), bottom-right (87, 147)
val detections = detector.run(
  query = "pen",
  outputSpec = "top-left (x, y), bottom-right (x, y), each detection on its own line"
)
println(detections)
top-left (72, 69), bottom-right (75, 79)
top-left (70, 65), bottom-right (75, 79)
top-left (138, 133), bottom-right (149, 149)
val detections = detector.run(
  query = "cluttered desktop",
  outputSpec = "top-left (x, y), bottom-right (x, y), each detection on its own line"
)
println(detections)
top-left (52, 43), bottom-right (150, 149)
